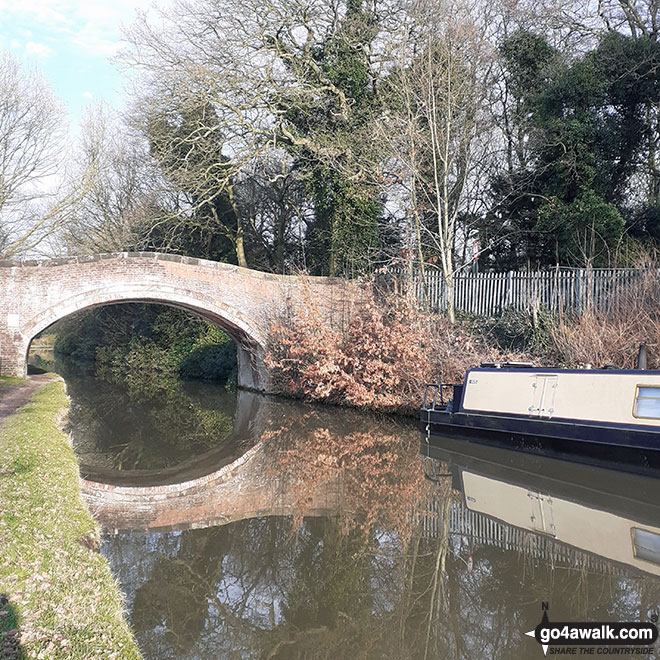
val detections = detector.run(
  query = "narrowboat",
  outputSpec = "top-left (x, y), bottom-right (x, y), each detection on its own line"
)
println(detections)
top-left (420, 349), bottom-right (660, 457)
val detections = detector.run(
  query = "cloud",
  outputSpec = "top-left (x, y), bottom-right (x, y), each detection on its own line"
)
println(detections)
top-left (25, 41), bottom-right (54, 58)
top-left (1, 0), bottom-right (74, 33)
top-left (1, 0), bottom-right (167, 58)
top-left (82, 91), bottom-right (93, 99)
top-left (71, 22), bottom-right (121, 58)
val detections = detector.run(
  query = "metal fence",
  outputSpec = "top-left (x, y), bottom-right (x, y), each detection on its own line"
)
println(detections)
top-left (395, 267), bottom-right (657, 316)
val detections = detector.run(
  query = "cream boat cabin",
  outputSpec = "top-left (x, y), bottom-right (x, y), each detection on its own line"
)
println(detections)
top-left (421, 362), bottom-right (660, 455)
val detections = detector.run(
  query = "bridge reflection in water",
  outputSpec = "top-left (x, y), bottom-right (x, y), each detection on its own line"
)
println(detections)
top-left (81, 387), bottom-right (660, 659)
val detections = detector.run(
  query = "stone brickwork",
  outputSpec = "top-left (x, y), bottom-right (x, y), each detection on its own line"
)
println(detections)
top-left (81, 441), bottom-right (345, 532)
top-left (0, 252), bottom-right (354, 391)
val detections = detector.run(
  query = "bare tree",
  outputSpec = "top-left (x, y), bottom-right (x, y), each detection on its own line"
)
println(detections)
top-left (233, 153), bottom-right (309, 273)
top-left (597, 0), bottom-right (660, 37)
top-left (0, 51), bottom-right (87, 259)
top-left (380, 0), bottom-right (497, 322)
top-left (120, 1), bottom-right (287, 267)
top-left (63, 104), bottom-right (168, 255)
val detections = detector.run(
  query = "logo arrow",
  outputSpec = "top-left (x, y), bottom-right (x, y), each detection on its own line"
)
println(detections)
top-left (525, 629), bottom-right (548, 656)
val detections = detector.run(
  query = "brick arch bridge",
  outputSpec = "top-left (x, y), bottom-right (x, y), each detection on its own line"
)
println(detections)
top-left (0, 252), bottom-right (352, 391)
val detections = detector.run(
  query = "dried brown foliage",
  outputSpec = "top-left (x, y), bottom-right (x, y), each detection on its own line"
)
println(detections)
top-left (552, 272), bottom-right (660, 369)
top-left (267, 271), bottom-right (660, 414)
top-left (266, 278), bottom-right (528, 413)
top-left (266, 281), bottom-right (438, 413)
top-left (424, 314), bottom-right (527, 385)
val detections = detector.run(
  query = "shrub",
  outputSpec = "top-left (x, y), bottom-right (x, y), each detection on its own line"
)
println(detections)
top-left (180, 342), bottom-right (237, 381)
top-left (266, 281), bottom-right (438, 413)
top-left (423, 313), bottom-right (527, 385)
top-left (266, 279), bottom-right (527, 413)
top-left (52, 304), bottom-right (237, 383)
top-left (491, 306), bottom-right (555, 354)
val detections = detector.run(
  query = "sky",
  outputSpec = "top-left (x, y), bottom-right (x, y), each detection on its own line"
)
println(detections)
top-left (0, 0), bottom-right (165, 130)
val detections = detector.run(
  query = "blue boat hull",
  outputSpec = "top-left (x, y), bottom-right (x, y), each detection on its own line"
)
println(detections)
top-left (420, 409), bottom-right (660, 452)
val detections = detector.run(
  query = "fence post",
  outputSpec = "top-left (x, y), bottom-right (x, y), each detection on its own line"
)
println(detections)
top-left (504, 270), bottom-right (513, 309)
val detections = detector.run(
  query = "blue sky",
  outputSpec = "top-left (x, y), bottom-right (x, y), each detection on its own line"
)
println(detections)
top-left (0, 0), bottom-right (165, 129)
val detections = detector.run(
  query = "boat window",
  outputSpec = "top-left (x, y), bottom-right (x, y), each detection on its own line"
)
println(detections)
top-left (633, 528), bottom-right (660, 565)
top-left (634, 386), bottom-right (660, 418)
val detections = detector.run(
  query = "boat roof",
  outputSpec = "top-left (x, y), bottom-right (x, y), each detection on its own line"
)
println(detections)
top-left (469, 365), bottom-right (660, 376)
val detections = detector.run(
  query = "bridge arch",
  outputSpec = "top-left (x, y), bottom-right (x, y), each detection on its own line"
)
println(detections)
top-left (21, 284), bottom-right (268, 390)
top-left (0, 252), bottom-right (349, 390)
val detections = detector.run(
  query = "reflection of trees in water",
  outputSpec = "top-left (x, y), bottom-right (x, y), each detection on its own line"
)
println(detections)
top-left (261, 411), bottom-right (429, 544)
top-left (131, 526), bottom-right (230, 655)
top-left (79, 380), bottom-right (660, 657)
top-left (275, 518), bottom-right (372, 627)
top-left (108, 517), bottom-right (399, 659)
top-left (63, 364), bottom-right (235, 470)
top-left (103, 491), bottom-right (660, 660)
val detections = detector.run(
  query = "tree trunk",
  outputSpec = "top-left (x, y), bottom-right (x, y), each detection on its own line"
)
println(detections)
top-left (647, 104), bottom-right (660, 206)
top-left (276, 209), bottom-right (285, 273)
top-left (445, 269), bottom-right (455, 324)
top-left (228, 186), bottom-right (248, 269)
top-left (329, 219), bottom-right (337, 277)
top-left (236, 224), bottom-right (248, 268)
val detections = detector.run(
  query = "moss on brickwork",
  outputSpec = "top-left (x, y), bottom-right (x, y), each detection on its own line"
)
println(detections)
top-left (0, 380), bottom-right (142, 659)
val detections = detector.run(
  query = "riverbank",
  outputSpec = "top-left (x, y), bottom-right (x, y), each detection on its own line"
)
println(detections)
top-left (266, 268), bottom-right (660, 414)
top-left (0, 378), bottom-right (141, 659)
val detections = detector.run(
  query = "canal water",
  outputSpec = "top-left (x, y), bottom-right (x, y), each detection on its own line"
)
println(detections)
top-left (29, 350), bottom-right (660, 659)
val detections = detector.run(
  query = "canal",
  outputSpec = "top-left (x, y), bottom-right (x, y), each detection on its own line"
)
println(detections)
top-left (29, 350), bottom-right (660, 659)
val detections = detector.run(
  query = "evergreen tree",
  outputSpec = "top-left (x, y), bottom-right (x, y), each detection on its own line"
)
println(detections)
top-left (484, 30), bottom-right (660, 267)
top-left (280, 0), bottom-right (385, 276)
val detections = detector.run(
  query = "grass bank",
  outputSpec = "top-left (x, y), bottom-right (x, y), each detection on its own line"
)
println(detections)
top-left (0, 380), bottom-right (141, 660)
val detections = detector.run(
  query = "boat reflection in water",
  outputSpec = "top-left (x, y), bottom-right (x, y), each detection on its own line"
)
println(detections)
top-left (422, 434), bottom-right (660, 578)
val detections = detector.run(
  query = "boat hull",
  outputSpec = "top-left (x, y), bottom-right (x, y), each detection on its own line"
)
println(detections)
top-left (420, 408), bottom-right (660, 468)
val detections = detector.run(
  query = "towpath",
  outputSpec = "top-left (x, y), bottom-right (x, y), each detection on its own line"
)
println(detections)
top-left (0, 374), bottom-right (59, 423)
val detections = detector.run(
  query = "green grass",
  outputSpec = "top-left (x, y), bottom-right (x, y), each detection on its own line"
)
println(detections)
top-left (0, 376), bottom-right (25, 387)
top-left (0, 381), bottom-right (142, 659)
